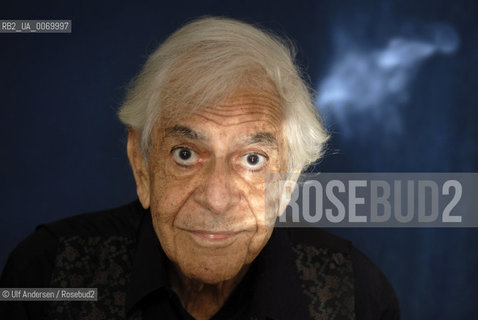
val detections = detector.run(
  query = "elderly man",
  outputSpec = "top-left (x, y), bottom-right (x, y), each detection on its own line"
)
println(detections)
top-left (1, 17), bottom-right (399, 319)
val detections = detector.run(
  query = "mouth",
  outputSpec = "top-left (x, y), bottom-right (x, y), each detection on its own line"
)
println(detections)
top-left (179, 228), bottom-right (243, 247)
top-left (189, 230), bottom-right (237, 240)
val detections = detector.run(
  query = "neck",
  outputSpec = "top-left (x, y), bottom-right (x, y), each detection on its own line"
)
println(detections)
top-left (168, 263), bottom-right (250, 320)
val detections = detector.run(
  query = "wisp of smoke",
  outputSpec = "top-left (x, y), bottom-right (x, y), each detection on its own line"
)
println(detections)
top-left (317, 23), bottom-right (459, 136)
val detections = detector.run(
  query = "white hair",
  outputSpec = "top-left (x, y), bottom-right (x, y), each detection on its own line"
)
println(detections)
top-left (118, 16), bottom-right (328, 172)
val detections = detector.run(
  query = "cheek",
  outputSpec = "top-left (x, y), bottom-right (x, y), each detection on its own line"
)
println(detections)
top-left (242, 182), bottom-right (276, 262)
top-left (243, 185), bottom-right (274, 254)
top-left (245, 186), bottom-right (265, 218)
top-left (152, 182), bottom-right (197, 223)
top-left (244, 178), bottom-right (270, 218)
top-left (148, 157), bottom-right (200, 223)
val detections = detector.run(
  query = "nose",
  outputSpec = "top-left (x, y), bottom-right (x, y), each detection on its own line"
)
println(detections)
top-left (195, 159), bottom-right (240, 214)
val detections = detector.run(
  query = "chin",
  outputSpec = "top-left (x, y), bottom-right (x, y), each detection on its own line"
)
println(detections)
top-left (179, 255), bottom-right (247, 285)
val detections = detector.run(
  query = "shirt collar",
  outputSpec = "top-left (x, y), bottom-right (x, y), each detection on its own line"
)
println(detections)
top-left (125, 205), bottom-right (310, 320)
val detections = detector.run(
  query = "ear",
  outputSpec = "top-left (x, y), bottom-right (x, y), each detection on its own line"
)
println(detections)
top-left (127, 129), bottom-right (151, 209)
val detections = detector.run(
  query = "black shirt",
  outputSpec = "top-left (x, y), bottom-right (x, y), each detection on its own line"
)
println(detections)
top-left (0, 200), bottom-right (400, 319)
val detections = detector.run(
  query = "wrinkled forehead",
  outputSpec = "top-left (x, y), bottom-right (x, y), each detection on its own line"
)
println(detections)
top-left (160, 85), bottom-right (284, 132)
top-left (196, 89), bottom-right (282, 125)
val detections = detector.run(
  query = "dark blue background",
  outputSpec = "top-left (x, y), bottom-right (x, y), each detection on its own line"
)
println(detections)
top-left (1, 1), bottom-right (477, 319)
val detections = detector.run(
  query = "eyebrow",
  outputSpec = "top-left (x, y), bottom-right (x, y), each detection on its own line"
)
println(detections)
top-left (243, 132), bottom-right (279, 148)
top-left (165, 125), bottom-right (206, 140)
top-left (165, 125), bottom-right (279, 148)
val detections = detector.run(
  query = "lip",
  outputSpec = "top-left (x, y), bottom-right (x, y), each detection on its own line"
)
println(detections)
top-left (189, 230), bottom-right (237, 240)
top-left (180, 229), bottom-right (241, 247)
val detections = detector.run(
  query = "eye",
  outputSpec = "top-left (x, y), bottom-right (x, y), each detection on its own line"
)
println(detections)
top-left (172, 147), bottom-right (198, 166)
top-left (241, 153), bottom-right (267, 171)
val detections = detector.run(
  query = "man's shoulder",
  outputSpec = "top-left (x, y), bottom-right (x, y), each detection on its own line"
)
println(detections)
top-left (41, 200), bottom-right (145, 239)
top-left (1, 200), bottom-right (144, 286)
top-left (285, 228), bottom-right (400, 320)
top-left (0, 201), bottom-right (146, 318)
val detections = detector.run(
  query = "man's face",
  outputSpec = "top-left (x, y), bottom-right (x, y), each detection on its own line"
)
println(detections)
top-left (144, 89), bottom-right (285, 284)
